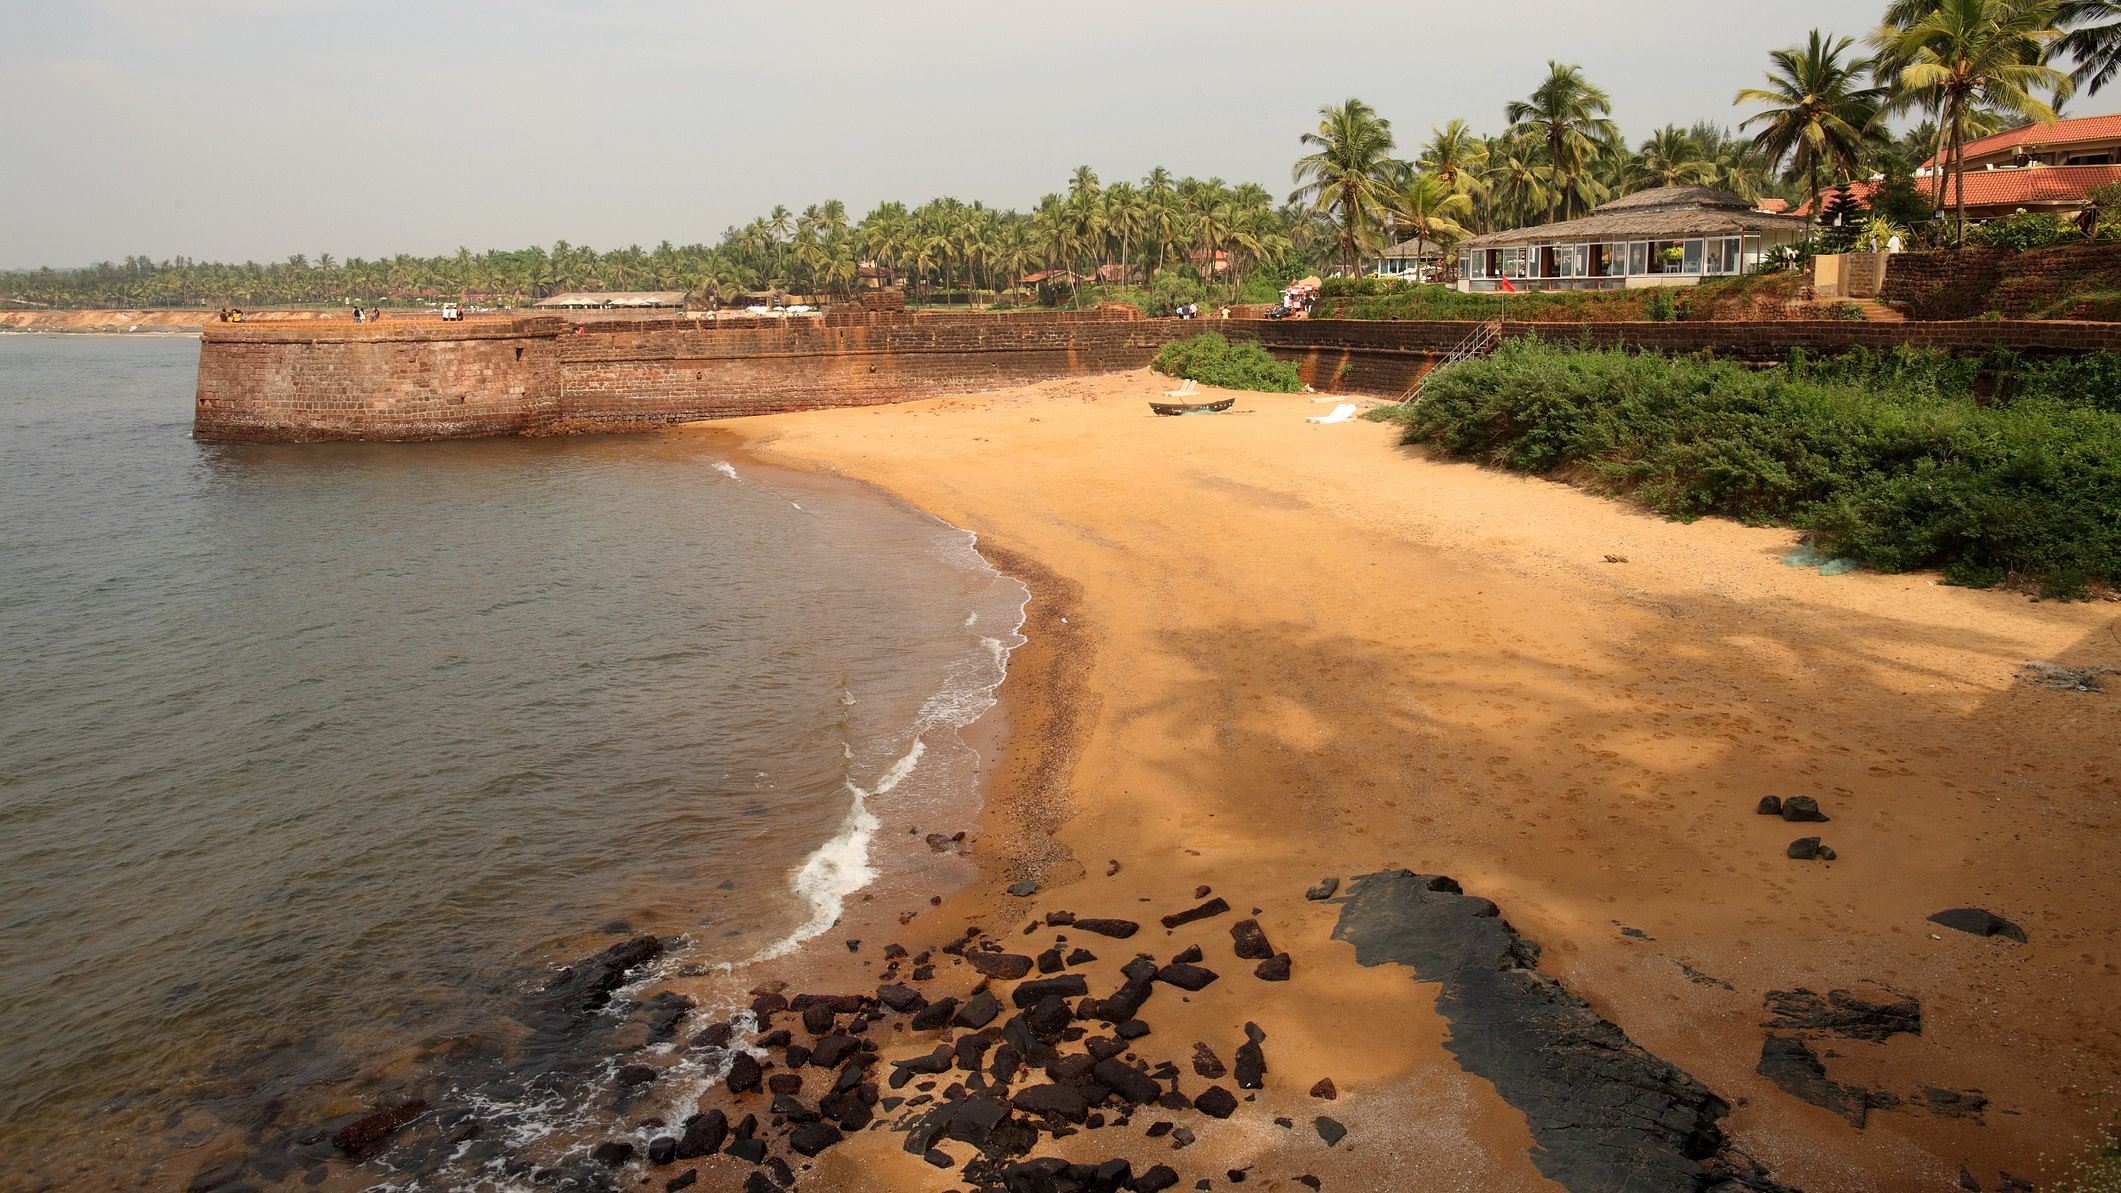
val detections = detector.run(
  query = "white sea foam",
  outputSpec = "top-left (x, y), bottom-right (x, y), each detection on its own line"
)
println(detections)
top-left (735, 523), bottom-right (1027, 972)
top-left (710, 461), bottom-right (738, 479)
top-left (407, 502), bottom-right (1036, 1193)
top-left (740, 739), bottom-right (910, 964)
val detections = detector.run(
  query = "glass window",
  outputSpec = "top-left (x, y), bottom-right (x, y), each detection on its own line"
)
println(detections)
top-left (1628, 241), bottom-right (1648, 275)
top-left (1682, 239), bottom-right (1704, 274)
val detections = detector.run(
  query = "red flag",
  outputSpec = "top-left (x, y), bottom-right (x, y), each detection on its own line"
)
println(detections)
top-left (1496, 274), bottom-right (1517, 293)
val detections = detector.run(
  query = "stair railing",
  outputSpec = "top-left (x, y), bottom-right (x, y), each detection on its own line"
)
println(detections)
top-left (1399, 319), bottom-right (1501, 405)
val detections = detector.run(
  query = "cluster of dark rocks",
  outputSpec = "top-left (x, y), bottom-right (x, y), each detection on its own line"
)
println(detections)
top-left (1753, 986), bottom-right (1987, 1131)
top-left (575, 890), bottom-right (1345, 1193)
top-left (1757, 795), bottom-right (1837, 861)
top-left (293, 871), bottom-right (1818, 1193)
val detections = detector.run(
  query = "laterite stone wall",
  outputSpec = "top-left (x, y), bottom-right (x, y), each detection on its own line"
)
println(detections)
top-left (195, 307), bottom-right (2121, 442)
top-left (555, 318), bottom-right (1180, 425)
top-left (194, 319), bottom-right (566, 442)
top-left (1881, 242), bottom-right (2121, 319)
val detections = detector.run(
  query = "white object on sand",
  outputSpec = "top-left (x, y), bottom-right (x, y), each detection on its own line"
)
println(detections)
top-left (1162, 379), bottom-right (1199, 398)
top-left (1307, 403), bottom-right (1358, 425)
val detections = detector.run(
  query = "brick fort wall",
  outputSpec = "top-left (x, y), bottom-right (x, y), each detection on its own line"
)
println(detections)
top-left (194, 319), bottom-right (567, 442)
top-left (195, 307), bottom-right (2121, 442)
top-left (556, 317), bottom-right (1180, 425)
top-left (1880, 241), bottom-right (2121, 319)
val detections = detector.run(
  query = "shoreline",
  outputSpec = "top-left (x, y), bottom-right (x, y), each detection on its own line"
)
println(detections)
top-left (42, 366), bottom-right (2110, 1192)
top-left (691, 425), bottom-right (1099, 904)
top-left (670, 368), bottom-right (2119, 1192)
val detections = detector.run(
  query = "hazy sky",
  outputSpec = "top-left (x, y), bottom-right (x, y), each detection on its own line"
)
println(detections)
top-left (7, 0), bottom-right (2103, 269)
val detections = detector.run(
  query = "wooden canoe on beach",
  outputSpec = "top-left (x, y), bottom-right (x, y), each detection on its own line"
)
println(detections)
top-left (1148, 397), bottom-right (1235, 416)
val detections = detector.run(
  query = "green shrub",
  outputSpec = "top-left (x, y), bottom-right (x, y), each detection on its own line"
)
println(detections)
top-left (1391, 336), bottom-right (2121, 595)
top-left (1152, 332), bottom-right (1303, 392)
top-left (2014, 352), bottom-right (2121, 413)
top-left (1643, 289), bottom-right (1676, 321)
top-left (1970, 211), bottom-right (2080, 251)
top-left (1139, 272), bottom-right (1206, 317)
top-left (1322, 275), bottom-right (1393, 297)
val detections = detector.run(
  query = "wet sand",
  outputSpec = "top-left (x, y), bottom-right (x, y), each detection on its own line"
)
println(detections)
top-left (677, 369), bottom-right (2121, 1192)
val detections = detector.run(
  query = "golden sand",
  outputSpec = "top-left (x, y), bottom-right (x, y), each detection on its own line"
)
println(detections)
top-left (679, 368), bottom-right (2121, 1192)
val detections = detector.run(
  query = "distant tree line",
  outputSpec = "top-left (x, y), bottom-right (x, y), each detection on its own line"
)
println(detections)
top-left (5, 0), bottom-right (2112, 309)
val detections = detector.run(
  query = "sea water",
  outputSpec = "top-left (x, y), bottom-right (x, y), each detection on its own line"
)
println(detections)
top-left (0, 335), bottom-right (1025, 1187)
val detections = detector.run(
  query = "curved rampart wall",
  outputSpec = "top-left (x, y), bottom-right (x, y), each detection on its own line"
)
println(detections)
top-left (557, 317), bottom-right (1179, 425)
top-left (195, 319), bottom-right (568, 442)
top-left (195, 313), bottom-right (2121, 442)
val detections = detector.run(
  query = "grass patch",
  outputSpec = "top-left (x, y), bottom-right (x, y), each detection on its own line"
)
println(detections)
top-left (1376, 337), bottom-right (2121, 596)
top-left (2055, 1116), bottom-right (2121, 1193)
top-left (1152, 332), bottom-right (1302, 392)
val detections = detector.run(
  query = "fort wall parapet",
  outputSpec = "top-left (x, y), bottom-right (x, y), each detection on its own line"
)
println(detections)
top-left (194, 308), bottom-right (2121, 442)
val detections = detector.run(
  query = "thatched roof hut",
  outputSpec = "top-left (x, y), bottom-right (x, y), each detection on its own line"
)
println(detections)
top-left (1455, 187), bottom-right (1810, 292)
top-left (1461, 187), bottom-right (1807, 249)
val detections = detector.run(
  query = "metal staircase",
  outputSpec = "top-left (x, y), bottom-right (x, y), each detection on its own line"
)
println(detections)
top-left (1399, 319), bottom-right (1501, 405)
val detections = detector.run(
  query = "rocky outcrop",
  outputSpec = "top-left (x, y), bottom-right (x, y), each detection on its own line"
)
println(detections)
top-left (1332, 869), bottom-right (1796, 1192)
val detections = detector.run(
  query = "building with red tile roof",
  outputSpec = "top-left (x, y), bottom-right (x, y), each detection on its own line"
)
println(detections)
top-left (1793, 114), bottom-right (2121, 222)
top-left (1797, 164), bottom-right (2121, 220)
top-left (1924, 113), bottom-right (2121, 170)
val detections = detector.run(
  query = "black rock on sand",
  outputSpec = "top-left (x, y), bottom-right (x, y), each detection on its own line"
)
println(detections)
top-left (1332, 869), bottom-right (1798, 1192)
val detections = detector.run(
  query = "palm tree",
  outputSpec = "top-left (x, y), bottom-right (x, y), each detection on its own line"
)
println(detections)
top-left (1735, 30), bottom-right (1886, 226)
top-left (1104, 182), bottom-right (1145, 287)
top-left (1484, 135), bottom-right (1556, 229)
top-left (1289, 98), bottom-right (1398, 277)
top-left (1419, 119), bottom-right (1489, 199)
top-left (1504, 62), bottom-right (1620, 221)
top-left (1690, 122), bottom-right (1782, 199)
top-left (765, 205), bottom-right (794, 281)
top-left (1387, 166), bottom-right (1474, 257)
top-left (1631, 125), bottom-right (1718, 188)
top-left (993, 223), bottom-right (1038, 293)
top-left (2059, 1), bottom-right (2121, 92)
top-left (1887, 0), bottom-right (2070, 240)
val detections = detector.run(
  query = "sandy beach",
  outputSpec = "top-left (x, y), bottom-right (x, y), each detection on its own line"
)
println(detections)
top-left (663, 367), bottom-right (2121, 1193)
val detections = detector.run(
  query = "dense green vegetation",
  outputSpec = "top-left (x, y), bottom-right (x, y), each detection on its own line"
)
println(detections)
top-left (1372, 338), bottom-right (2121, 595)
top-left (1321, 274), bottom-right (1812, 321)
top-left (5, 0), bottom-right (2114, 310)
top-left (1152, 333), bottom-right (1304, 393)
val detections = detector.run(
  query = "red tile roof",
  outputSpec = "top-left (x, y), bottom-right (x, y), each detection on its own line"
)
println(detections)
top-left (1923, 113), bottom-right (2121, 168)
top-left (1795, 165), bottom-right (2121, 216)
top-left (1792, 181), bottom-right (1881, 218)
top-left (1935, 164), bottom-right (2121, 207)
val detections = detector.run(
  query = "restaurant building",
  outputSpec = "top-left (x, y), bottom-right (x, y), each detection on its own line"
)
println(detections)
top-left (1456, 186), bottom-right (1810, 292)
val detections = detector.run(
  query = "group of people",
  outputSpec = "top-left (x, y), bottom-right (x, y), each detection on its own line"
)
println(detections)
top-left (214, 308), bottom-right (245, 322)
top-left (1173, 302), bottom-right (1231, 320)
